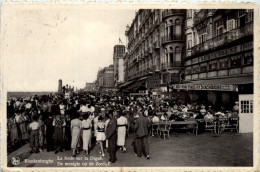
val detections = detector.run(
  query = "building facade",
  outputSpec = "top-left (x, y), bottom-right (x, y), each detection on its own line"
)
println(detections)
top-left (121, 9), bottom-right (186, 93)
top-left (178, 9), bottom-right (254, 109)
top-left (97, 65), bottom-right (115, 92)
top-left (85, 82), bottom-right (96, 92)
top-left (113, 45), bottom-right (125, 86)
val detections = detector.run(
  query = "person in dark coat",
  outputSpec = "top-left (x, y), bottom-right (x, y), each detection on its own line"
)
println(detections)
top-left (64, 113), bottom-right (71, 151)
top-left (105, 112), bottom-right (117, 163)
top-left (44, 113), bottom-right (54, 152)
top-left (134, 110), bottom-right (150, 159)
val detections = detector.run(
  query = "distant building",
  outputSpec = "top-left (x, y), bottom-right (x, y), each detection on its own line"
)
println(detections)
top-left (85, 82), bottom-right (96, 91)
top-left (97, 65), bottom-right (115, 92)
top-left (113, 45), bottom-right (125, 87)
top-left (58, 79), bottom-right (62, 92)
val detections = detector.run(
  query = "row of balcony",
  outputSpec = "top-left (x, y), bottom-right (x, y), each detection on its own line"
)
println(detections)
top-left (161, 34), bottom-right (185, 45)
top-left (190, 21), bottom-right (253, 56)
top-left (161, 61), bottom-right (182, 69)
top-left (127, 61), bottom-right (182, 79)
top-left (127, 17), bottom-right (161, 54)
top-left (126, 65), bottom-right (160, 80)
top-left (162, 9), bottom-right (186, 19)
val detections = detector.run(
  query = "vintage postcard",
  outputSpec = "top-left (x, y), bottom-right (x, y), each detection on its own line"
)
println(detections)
top-left (0, 2), bottom-right (259, 172)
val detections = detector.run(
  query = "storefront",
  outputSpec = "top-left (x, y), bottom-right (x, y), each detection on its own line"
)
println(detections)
top-left (171, 75), bottom-right (253, 110)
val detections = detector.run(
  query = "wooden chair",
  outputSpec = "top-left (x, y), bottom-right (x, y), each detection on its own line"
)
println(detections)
top-left (158, 123), bottom-right (171, 140)
top-left (204, 118), bottom-right (216, 134)
top-left (222, 117), bottom-right (239, 133)
top-left (151, 123), bottom-right (159, 136)
top-left (218, 117), bottom-right (229, 134)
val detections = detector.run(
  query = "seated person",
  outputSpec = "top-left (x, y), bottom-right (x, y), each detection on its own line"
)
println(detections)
top-left (175, 113), bottom-right (184, 121)
top-left (169, 113), bottom-right (178, 121)
top-left (160, 113), bottom-right (167, 121)
top-left (166, 108), bottom-right (172, 119)
top-left (195, 112), bottom-right (204, 119)
top-left (182, 105), bottom-right (188, 113)
top-left (204, 112), bottom-right (214, 122)
top-left (186, 113), bottom-right (195, 121)
top-left (225, 110), bottom-right (232, 118)
top-left (152, 114), bottom-right (160, 123)
top-left (208, 106), bottom-right (215, 115)
top-left (199, 105), bottom-right (207, 115)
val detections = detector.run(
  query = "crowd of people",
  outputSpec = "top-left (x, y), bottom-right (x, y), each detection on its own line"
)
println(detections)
top-left (7, 91), bottom-right (239, 163)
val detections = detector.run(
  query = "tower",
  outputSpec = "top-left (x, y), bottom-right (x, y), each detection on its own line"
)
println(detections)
top-left (113, 45), bottom-right (125, 87)
top-left (58, 79), bottom-right (62, 92)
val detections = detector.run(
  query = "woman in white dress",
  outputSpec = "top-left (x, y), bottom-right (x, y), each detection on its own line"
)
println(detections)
top-left (117, 111), bottom-right (128, 152)
top-left (104, 114), bottom-right (110, 149)
top-left (82, 112), bottom-right (92, 156)
top-left (96, 116), bottom-right (106, 157)
top-left (70, 113), bottom-right (82, 157)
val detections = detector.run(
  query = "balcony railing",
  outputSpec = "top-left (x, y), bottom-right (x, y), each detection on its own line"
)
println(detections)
top-left (161, 34), bottom-right (185, 44)
top-left (162, 9), bottom-right (186, 19)
top-left (191, 22), bottom-right (253, 56)
top-left (161, 61), bottom-right (182, 69)
top-left (193, 9), bottom-right (214, 24)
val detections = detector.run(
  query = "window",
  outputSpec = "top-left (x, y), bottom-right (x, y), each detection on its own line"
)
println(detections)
top-left (187, 34), bottom-right (192, 49)
top-left (227, 19), bottom-right (236, 31)
top-left (219, 58), bottom-right (229, 69)
top-left (175, 19), bottom-right (181, 36)
top-left (209, 60), bottom-right (218, 71)
top-left (187, 10), bottom-right (192, 19)
top-left (200, 63), bottom-right (207, 72)
top-left (246, 10), bottom-right (253, 23)
top-left (215, 19), bottom-right (224, 36)
top-left (243, 52), bottom-right (253, 65)
top-left (198, 27), bottom-right (207, 43)
top-left (192, 65), bottom-right (199, 74)
top-left (230, 55), bottom-right (241, 67)
top-left (175, 47), bottom-right (181, 62)
top-left (186, 67), bottom-right (191, 74)
top-left (241, 100), bottom-right (253, 113)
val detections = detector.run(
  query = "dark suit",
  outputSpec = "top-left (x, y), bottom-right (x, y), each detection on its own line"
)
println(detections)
top-left (44, 117), bottom-right (54, 151)
top-left (134, 115), bottom-right (150, 157)
top-left (105, 118), bottom-right (117, 163)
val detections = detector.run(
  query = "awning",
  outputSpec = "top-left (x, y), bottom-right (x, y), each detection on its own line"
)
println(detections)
top-left (118, 80), bottom-right (135, 88)
top-left (127, 81), bottom-right (146, 91)
top-left (171, 75), bottom-right (253, 92)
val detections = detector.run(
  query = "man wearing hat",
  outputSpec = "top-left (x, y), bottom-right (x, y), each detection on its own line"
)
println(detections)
top-left (105, 112), bottom-right (118, 163)
top-left (134, 110), bottom-right (150, 160)
top-left (233, 101), bottom-right (239, 117)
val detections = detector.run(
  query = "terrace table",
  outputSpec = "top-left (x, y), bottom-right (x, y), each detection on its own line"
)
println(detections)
top-left (154, 120), bottom-right (198, 136)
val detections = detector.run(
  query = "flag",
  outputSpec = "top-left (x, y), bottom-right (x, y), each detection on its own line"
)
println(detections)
top-left (119, 38), bottom-right (122, 44)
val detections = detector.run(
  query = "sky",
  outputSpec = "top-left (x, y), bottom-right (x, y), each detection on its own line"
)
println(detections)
top-left (1, 4), bottom-right (136, 91)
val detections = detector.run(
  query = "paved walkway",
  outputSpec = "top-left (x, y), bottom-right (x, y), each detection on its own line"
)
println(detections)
top-left (7, 132), bottom-right (253, 167)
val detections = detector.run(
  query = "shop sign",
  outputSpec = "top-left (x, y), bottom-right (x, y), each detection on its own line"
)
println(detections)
top-left (199, 45), bottom-right (241, 63)
top-left (173, 84), bottom-right (235, 91)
